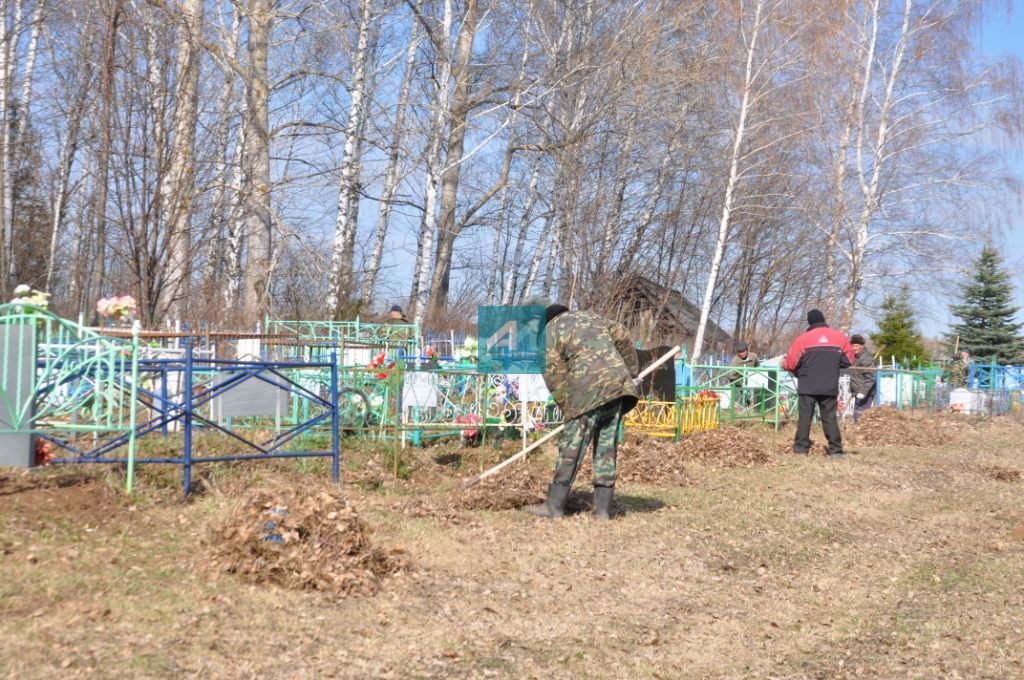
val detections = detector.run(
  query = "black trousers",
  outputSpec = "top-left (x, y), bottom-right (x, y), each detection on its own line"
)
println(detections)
top-left (794, 394), bottom-right (843, 455)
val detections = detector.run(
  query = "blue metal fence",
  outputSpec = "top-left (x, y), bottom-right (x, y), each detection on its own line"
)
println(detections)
top-left (49, 344), bottom-right (340, 495)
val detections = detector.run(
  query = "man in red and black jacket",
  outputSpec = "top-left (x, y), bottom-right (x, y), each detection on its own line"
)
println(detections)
top-left (782, 309), bottom-right (855, 458)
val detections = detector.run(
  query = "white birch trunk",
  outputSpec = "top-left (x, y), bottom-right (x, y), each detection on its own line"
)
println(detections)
top-left (542, 229), bottom-right (560, 299)
top-left (840, 0), bottom-right (912, 329)
top-left (0, 0), bottom-right (11, 288)
top-left (409, 0), bottom-right (453, 323)
top-left (359, 20), bottom-right (420, 306)
top-left (225, 109), bottom-right (247, 308)
top-left (500, 164), bottom-right (541, 305)
top-left (521, 213), bottom-right (552, 301)
top-left (327, 0), bottom-right (374, 317)
top-left (691, 0), bottom-right (764, 361)
top-left (485, 194), bottom-right (507, 304)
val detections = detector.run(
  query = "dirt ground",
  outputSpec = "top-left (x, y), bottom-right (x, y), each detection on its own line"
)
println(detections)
top-left (2, 410), bottom-right (1024, 678)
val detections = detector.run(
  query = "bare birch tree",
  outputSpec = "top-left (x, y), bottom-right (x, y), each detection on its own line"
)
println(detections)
top-left (327, 0), bottom-right (377, 318)
top-left (155, 0), bottom-right (203, 321)
top-left (359, 18), bottom-right (421, 308)
top-left (691, 0), bottom-right (811, 360)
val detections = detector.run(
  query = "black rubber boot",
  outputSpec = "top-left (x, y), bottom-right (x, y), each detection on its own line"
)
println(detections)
top-left (524, 483), bottom-right (570, 518)
top-left (592, 486), bottom-right (614, 521)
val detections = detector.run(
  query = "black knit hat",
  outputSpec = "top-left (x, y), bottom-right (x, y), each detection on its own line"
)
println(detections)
top-left (807, 309), bottom-right (826, 326)
top-left (735, 342), bottom-right (749, 352)
top-left (545, 304), bottom-right (569, 323)
top-left (850, 334), bottom-right (866, 345)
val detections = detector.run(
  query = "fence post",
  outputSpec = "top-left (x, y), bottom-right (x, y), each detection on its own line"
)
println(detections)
top-left (182, 339), bottom-right (194, 496)
top-left (160, 362), bottom-right (170, 437)
top-left (331, 350), bottom-right (340, 483)
top-left (126, 323), bottom-right (140, 493)
top-left (674, 396), bottom-right (683, 441)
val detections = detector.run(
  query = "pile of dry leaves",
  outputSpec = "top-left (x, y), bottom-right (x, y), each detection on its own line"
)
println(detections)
top-left (449, 460), bottom-right (551, 511)
top-left (208, 482), bottom-right (407, 596)
top-left (657, 428), bottom-right (774, 467)
top-left (447, 426), bottom-right (776, 507)
top-left (849, 408), bottom-right (963, 448)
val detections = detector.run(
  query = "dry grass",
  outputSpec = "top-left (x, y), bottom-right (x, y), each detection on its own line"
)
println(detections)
top-left (2, 415), bottom-right (1024, 678)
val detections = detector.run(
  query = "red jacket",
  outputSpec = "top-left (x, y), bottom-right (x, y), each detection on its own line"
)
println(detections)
top-left (782, 323), bottom-right (855, 395)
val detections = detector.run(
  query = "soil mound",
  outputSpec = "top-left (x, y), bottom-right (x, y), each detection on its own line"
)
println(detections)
top-left (0, 469), bottom-right (124, 530)
top-left (209, 482), bottom-right (407, 596)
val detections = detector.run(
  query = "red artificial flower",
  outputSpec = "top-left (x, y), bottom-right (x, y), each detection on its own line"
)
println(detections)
top-left (34, 439), bottom-right (54, 466)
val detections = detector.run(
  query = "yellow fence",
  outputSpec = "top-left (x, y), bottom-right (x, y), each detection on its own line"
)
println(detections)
top-left (625, 396), bottom-right (720, 438)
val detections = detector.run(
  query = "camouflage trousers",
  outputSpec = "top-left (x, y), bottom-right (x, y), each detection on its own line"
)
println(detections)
top-left (553, 398), bottom-right (625, 489)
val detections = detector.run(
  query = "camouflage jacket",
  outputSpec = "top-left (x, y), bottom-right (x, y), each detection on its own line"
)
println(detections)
top-left (543, 310), bottom-right (640, 420)
top-left (845, 349), bottom-right (877, 396)
top-left (728, 353), bottom-right (760, 384)
top-left (946, 359), bottom-right (970, 388)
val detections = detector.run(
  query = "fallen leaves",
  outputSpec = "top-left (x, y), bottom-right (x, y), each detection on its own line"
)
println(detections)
top-left (206, 481), bottom-right (408, 596)
top-left (847, 407), bottom-right (1019, 448)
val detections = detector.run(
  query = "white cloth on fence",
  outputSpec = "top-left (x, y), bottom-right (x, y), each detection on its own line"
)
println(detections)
top-left (513, 373), bottom-right (550, 402)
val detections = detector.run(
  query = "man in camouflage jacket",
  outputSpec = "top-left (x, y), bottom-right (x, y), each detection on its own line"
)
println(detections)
top-left (524, 304), bottom-right (639, 520)
top-left (728, 342), bottom-right (760, 405)
top-left (947, 349), bottom-right (971, 389)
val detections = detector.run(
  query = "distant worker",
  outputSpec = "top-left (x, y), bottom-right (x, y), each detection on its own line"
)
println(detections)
top-left (782, 309), bottom-right (854, 458)
top-left (729, 340), bottom-right (761, 403)
top-left (846, 334), bottom-right (876, 422)
top-left (381, 304), bottom-right (413, 344)
top-left (386, 305), bottom-right (409, 323)
top-left (523, 303), bottom-right (640, 521)
top-left (947, 348), bottom-right (971, 389)
top-left (729, 341), bottom-right (759, 389)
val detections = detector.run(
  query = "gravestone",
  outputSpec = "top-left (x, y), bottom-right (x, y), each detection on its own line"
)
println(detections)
top-left (0, 323), bottom-right (36, 467)
top-left (211, 371), bottom-right (290, 420)
top-left (636, 346), bottom-right (676, 401)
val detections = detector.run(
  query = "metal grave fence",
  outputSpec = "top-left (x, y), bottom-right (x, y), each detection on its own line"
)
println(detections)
top-left (0, 304), bottom-right (140, 475)
top-left (105, 345), bottom-right (341, 494)
top-left (624, 395), bottom-right (721, 439)
top-left (679, 362), bottom-right (798, 430)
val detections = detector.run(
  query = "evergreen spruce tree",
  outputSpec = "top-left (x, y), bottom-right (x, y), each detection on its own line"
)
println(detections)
top-left (947, 247), bottom-right (1024, 364)
top-left (869, 286), bottom-right (927, 366)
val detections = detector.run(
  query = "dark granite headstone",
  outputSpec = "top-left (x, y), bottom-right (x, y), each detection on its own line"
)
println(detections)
top-left (636, 345), bottom-right (677, 401)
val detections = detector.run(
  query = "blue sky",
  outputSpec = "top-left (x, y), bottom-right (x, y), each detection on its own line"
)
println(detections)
top-left (980, 5), bottom-right (1024, 309)
top-left (912, 6), bottom-right (1024, 337)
